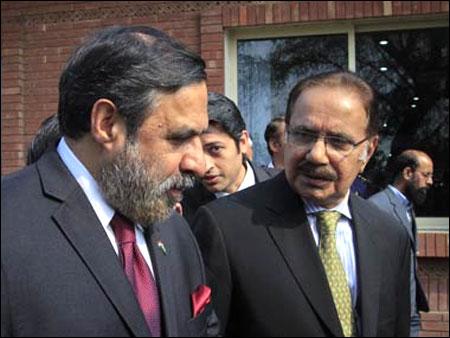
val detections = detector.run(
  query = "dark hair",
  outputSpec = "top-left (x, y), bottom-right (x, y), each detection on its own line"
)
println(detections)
top-left (285, 71), bottom-right (379, 136)
top-left (264, 116), bottom-right (285, 156)
top-left (389, 151), bottom-right (420, 183)
top-left (207, 92), bottom-right (246, 148)
top-left (26, 114), bottom-right (61, 165)
top-left (58, 26), bottom-right (206, 140)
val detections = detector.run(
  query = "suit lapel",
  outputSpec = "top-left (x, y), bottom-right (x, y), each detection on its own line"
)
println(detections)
top-left (264, 175), bottom-right (343, 336)
top-left (350, 196), bottom-right (381, 337)
top-left (146, 216), bottom-right (178, 337)
top-left (386, 190), bottom-right (414, 241)
top-left (38, 152), bottom-right (150, 337)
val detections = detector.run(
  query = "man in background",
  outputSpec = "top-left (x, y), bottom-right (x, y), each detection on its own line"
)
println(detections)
top-left (26, 114), bottom-right (60, 165)
top-left (264, 116), bottom-right (286, 170)
top-left (181, 92), bottom-right (276, 224)
top-left (369, 149), bottom-right (432, 336)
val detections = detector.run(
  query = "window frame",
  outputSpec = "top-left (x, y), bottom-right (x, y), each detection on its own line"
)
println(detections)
top-left (225, 15), bottom-right (449, 232)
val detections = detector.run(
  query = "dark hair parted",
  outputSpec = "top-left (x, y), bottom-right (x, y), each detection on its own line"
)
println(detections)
top-left (58, 26), bottom-right (206, 140)
top-left (285, 71), bottom-right (379, 136)
top-left (264, 117), bottom-right (285, 156)
top-left (207, 92), bottom-right (246, 147)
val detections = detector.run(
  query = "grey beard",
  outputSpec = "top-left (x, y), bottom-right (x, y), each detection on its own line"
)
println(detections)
top-left (97, 143), bottom-right (195, 227)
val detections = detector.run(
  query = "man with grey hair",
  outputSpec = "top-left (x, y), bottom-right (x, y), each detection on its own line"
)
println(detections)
top-left (192, 71), bottom-right (411, 336)
top-left (2, 26), bottom-right (218, 337)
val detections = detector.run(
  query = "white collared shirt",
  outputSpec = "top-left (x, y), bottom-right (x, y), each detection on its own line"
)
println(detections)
top-left (303, 192), bottom-right (358, 306)
top-left (215, 161), bottom-right (256, 199)
top-left (57, 138), bottom-right (154, 276)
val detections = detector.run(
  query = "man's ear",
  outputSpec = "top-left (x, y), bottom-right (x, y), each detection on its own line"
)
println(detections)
top-left (239, 130), bottom-right (250, 155)
top-left (359, 135), bottom-right (379, 173)
top-left (90, 99), bottom-right (126, 151)
top-left (269, 138), bottom-right (281, 154)
top-left (402, 166), bottom-right (415, 181)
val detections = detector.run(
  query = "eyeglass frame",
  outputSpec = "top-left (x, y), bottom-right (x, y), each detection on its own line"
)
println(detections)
top-left (414, 169), bottom-right (434, 181)
top-left (286, 126), bottom-right (370, 160)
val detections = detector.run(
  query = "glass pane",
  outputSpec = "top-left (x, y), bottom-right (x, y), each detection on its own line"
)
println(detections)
top-left (356, 27), bottom-right (449, 217)
top-left (238, 34), bottom-right (348, 166)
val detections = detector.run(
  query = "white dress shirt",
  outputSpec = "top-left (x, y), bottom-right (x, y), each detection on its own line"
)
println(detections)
top-left (57, 137), bottom-right (154, 276)
top-left (303, 192), bottom-right (358, 306)
top-left (215, 160), bottom-right (256, 199)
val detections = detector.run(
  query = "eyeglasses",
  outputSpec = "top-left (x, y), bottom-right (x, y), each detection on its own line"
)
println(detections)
top-left (287, 128), bottom-right (369, 160)
top-left (416, 170), bottom-right (433, 181)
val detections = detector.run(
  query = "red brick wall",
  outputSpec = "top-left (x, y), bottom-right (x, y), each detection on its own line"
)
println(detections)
top-left (2, 1), bottom-right (449, 174)
top-left (418, 233), bottom-right (449, 337)
top-left (2, 2), bottom-right (449, 336)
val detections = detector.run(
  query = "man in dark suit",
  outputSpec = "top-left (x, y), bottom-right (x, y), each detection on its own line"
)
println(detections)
top-left (2, 26), bottom-right (218, 337)
top-left (181, 92), bottom-right (277, 225)
top-left (192, 71), bottom-right (411, 336)
top-left (369, 149), bottom-right (432, 336)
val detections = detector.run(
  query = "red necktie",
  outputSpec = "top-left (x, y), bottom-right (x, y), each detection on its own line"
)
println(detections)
top-left (111, 213), bottom-right (161, 337)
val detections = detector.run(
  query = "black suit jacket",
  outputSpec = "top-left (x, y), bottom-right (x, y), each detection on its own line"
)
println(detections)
top-left (182, 161), bottom-right (278, 225)
top-left (192, 173), bottom-right (411, 337)
top-left (1, 151), bottom-right (219, 337)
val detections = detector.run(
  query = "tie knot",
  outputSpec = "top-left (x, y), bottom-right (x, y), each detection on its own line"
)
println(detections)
top-left (110, 213), bottom-right (136, 245)
top-left (316, 210), bottom-right (341, 234)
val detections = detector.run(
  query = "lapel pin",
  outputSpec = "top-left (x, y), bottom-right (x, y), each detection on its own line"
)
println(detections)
top-left (157, 240), bottom-right (167, 255)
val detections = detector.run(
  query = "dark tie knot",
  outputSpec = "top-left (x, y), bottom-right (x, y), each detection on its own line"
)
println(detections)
top-left (110, 213), bottom-right (136, 245)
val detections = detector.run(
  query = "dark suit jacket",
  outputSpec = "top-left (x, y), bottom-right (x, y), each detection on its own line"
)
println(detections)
top-left (1, 151), bottom-right (219, 337)
top-left (368, 188), bottom-right (429, 312)
top-left (192, 173), bottom-right (411, 337)
top-left (182, 161), bottom-right (278, 225)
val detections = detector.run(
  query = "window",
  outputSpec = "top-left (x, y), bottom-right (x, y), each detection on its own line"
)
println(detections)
top-left (227, 19), bottom-right (449, 227)
top-left (238, 34), bottom-right (348, 166)
top-left (356, 27), bottom-right (448, 218)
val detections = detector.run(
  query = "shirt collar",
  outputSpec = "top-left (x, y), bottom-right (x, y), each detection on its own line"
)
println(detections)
top-left (215, 160), bottom-right (256, 199)
top-left (303, 190), bottom-right (352, 220)
top-left (57, 137), bottom-right (115, 228)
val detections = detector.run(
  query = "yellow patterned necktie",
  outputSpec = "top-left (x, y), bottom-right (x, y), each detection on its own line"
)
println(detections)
top-left (316, 211), bottom-right (354, 337)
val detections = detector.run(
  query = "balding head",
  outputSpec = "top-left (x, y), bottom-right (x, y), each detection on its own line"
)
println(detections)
top-left (391, 149), bottom-right (434, 205)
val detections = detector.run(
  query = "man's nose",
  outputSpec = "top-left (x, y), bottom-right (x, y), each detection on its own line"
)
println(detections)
top-left (180, 137), bottom-right (206, 177)
top-left (305, 137), bottom-right (330, 165)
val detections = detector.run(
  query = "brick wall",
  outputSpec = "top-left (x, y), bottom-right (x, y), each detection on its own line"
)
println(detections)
top-left (418, 233), bottom-right (449, 337)
top-left (2, 1), bottom-right (449, 336)
top-left (2, 1), bottom-right (449, 174)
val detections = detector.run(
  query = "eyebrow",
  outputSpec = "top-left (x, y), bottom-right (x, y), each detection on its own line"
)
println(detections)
top-left (167, 127), bottom-right (205, 140)
top-left (203, 141), bottom-right (224, 147)
top-left (290, 125), bottom-right (355, 141)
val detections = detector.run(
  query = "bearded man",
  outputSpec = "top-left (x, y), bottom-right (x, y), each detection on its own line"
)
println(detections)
top-left (369, 149), bottom-right (433, 336)
top-left (1, 26), bottom-right (218, 337)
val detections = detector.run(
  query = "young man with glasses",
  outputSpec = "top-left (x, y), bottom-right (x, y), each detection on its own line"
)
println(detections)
top-left (369, 149), bottom-right (433, 336)
top-left (192, 71), bottom-right (411, 336)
